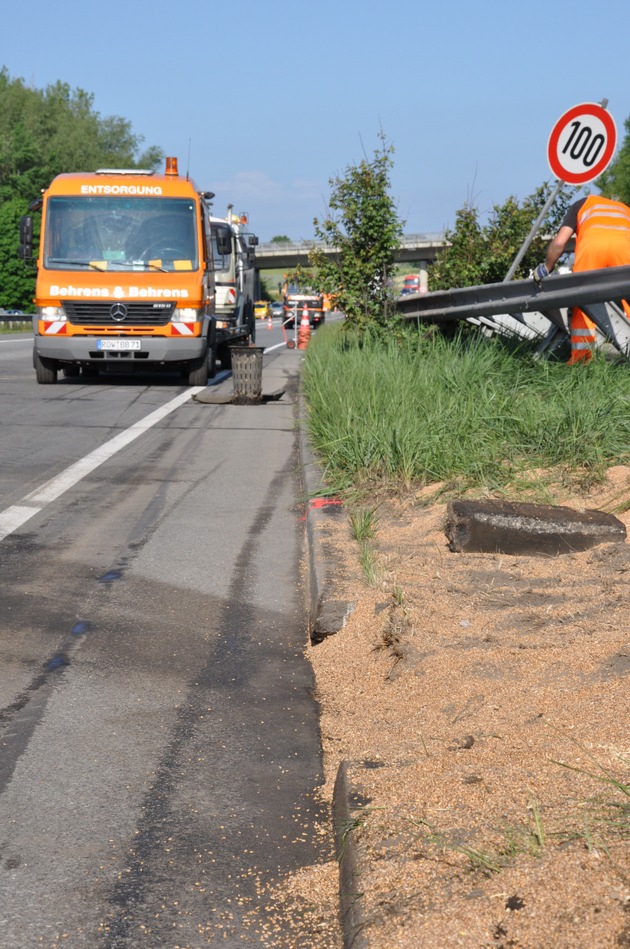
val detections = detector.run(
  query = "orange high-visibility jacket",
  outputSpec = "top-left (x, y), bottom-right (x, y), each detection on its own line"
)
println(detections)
top-left (572, 195), bottom-right (630, 327)
top-left (574, 195), bottom-right (630, 272)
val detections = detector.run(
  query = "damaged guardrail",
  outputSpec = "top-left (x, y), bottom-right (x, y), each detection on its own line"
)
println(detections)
top-left (397, 264), bottom-right (630, 358)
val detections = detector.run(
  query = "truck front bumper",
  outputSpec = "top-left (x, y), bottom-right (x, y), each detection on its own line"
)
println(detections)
top-left (34, 335), bottom-right (206, 365)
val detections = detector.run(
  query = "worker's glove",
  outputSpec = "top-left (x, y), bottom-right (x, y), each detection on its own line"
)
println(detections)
top-left (533, 263), bottom-right (549, 285)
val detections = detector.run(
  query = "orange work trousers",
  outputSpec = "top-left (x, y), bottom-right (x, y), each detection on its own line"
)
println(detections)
top-left (569, 234), bottom-right (630, 365)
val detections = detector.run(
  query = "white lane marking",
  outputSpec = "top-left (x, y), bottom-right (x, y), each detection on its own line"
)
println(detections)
top-left (263, 341), bottom-right (288, 353)
top-left (0, 387), bottom-right (204, 542)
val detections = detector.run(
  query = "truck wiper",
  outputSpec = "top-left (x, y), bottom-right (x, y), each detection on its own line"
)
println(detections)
top-left (48, 258), bottom-right (107, 272)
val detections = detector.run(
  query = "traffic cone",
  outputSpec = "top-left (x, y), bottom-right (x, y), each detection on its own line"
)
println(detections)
top-left (297, 304), bottom-right (311, 350)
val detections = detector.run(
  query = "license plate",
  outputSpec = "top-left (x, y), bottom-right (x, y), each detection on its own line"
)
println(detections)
top-left (96, 340), bottom-right (142, 351)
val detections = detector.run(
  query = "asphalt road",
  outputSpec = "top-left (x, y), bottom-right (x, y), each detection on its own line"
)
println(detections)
top-left (0, 329), bottom-right (330, 946)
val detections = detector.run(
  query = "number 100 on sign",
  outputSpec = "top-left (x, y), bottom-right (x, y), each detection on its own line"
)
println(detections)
top-left (547, 103), bottom-right (617, 185)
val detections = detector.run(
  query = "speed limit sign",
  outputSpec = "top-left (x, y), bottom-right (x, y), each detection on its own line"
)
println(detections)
top-left (547, 102), bottom-right (617, 184)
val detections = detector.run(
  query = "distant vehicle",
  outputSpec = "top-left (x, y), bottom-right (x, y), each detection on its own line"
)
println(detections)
top-left (254, 301), bottom-right (271, 320)
top-left (401, 273), bottom-right (421, 296)
top-left (270, 301), bottom-right (284, 319)
top-left (282, 283), bottom-right (325, 329)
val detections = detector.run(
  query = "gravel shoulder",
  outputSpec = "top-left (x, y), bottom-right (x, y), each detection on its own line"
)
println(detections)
top-left (307, 467), bottom-right (630, 948)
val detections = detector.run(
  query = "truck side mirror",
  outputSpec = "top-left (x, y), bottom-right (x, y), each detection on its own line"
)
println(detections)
top-left (216, 231), bottom-right (231, 256)
top-left (248, 235), bottom-right (259, 246)
top-left (19, 215), bottom-right (34, 260)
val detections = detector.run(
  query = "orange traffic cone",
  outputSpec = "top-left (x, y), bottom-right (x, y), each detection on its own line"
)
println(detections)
top-left (297, 304), bottom-right (311, 350)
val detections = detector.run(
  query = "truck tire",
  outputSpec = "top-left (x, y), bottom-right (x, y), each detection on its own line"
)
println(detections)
top-left (34, 349), bottom-right (57, 384)
top-left (207, 335), bottom-right (217, 379)
top-left (187, 345), bottom-right (210, 386)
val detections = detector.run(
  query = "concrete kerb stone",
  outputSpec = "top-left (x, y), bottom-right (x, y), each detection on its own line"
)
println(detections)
top-left (446, 498), bottom-right (627, 556)
top-left (332, 761), bottom-right (370, 949)
top-left (297, 384), bottom-right (363, 947)
top-left (297, 386), bottom-right (356, 644)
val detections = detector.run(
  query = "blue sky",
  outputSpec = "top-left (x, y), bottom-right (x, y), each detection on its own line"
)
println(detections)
top-left (3, 0), bottom-right (630, 241)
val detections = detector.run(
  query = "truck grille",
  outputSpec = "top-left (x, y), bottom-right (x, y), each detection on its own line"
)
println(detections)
top-left (63, 301), bottom-right (175, 326)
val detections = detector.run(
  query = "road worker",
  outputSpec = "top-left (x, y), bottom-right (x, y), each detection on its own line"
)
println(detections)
top-left (534, 195), bottom-right (630, 364)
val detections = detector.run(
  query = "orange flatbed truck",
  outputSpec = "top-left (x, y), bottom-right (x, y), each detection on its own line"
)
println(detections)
top-left (20, 156), bottom-right (253, 385)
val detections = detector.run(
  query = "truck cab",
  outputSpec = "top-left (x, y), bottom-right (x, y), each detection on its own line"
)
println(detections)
top-left (282, 284), bottom-right (325, 329)
top-left (209, 208), bottom-right (258, 368)
top-left (401, 273), bottom-right (421, 296)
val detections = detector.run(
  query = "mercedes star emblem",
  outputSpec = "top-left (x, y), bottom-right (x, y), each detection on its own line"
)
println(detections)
top-left (110, 302), bottom-right (128, 322)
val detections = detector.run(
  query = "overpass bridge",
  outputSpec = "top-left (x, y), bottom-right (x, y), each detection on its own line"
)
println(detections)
top-left (254, 233), bottom-right (447, 290)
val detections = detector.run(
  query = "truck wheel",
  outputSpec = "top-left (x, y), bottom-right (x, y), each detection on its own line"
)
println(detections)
top-left (187, 346), bottom-right (209, 386)
top-left (34, 350), bottom-right (57, 384)
top-left (208, 336), bottom-right (217, 379)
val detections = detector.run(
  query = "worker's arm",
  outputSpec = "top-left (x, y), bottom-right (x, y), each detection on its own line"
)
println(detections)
top-left (533, 225), bottom-right (575, 284)
top-left (545, 225), bottom-right (574, 271)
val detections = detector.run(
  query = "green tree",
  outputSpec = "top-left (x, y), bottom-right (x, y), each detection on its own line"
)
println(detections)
top-left (270, 234), bottom-right (291, 243)
top-left (429, 182), bottom-right (577, 290)
top-left (308, 133), bottom-right (404, 331)
top-left (597, 114), bottom-right (630, 204)
top-left (0, 69), bottom-right (162, 200)
top-left (0, 196), bottom-right (39, 310)
top-left (0, 68), bottom-right (163, 310)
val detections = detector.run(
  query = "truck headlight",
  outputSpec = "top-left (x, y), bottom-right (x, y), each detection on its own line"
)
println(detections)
top-left (172, 307), bottom-right (200, 322)
top-left (39, 306), bottom-right (66, 320)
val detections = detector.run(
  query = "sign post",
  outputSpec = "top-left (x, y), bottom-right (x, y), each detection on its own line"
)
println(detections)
top-left (504, 100), bottom-right (617, 281)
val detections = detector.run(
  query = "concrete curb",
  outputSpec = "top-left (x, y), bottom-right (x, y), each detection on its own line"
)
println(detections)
top-left (332, 761), bottom-right (369, 949)
top-left (296, 384), bottom-right (366, 946)
top-left (297, 386), bottom-right (356, 644)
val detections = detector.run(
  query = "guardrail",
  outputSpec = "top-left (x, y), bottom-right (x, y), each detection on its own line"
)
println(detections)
top-left (0, 313), bottom-right (32, 323)
top-left (396, 265), bottom-right (630, 358)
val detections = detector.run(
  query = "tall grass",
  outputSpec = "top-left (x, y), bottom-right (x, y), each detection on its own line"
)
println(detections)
top-left (302, 324), bottom-right (630, 495)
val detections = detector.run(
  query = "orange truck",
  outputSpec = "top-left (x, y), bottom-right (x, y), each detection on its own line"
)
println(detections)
top-left (20, 157), bottom-right (254, 384)
top-left (281, 283), bottom-right (325, 328)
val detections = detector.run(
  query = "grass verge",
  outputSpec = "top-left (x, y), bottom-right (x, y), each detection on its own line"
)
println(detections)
top-left (302, 323), bottom-right (630, 499)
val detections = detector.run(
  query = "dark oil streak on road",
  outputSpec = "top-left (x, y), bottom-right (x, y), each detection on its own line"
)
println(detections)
top-left (100, 454), bottom-right (329, 947)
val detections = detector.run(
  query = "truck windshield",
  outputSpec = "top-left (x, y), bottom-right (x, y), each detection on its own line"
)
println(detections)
top-left (43, 196), bottom-right (199, 272)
